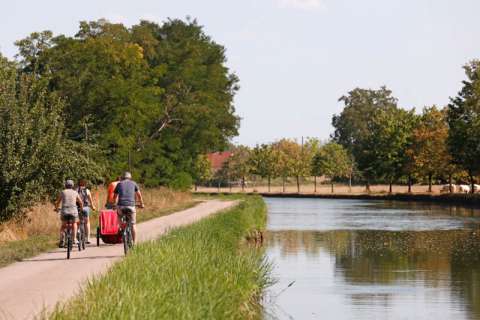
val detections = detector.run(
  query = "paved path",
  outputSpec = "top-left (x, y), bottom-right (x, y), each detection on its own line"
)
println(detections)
top-left (0, 200), bottom-right (237, 320)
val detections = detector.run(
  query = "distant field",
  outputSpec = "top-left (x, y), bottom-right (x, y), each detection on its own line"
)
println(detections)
top-left (197, 184), bottom-right (444, 195)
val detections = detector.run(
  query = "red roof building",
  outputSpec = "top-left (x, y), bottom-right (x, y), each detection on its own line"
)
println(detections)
top-left (207, 151), bottom-right (233, 172)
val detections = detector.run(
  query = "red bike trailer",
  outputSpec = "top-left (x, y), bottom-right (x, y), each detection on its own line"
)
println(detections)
top-left (96, 209), bottom-right (122, 245)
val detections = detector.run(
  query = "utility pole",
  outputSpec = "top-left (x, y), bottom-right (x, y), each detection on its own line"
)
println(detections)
top-left (84, 123), bottom-right (88, 142)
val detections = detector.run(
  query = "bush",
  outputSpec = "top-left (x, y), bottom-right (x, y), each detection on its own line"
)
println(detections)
top-left (168, 171), bottom-right (193, 191)
top-left (0, 57), bottom-right (104, 221)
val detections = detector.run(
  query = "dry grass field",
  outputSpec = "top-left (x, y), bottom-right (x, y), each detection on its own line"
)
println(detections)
top-left (0, 187), bottom-right (193, 267)
top-left (0, 187), bottom-right (192, 244)
top-left (196, 183), bottom-right (444, 195)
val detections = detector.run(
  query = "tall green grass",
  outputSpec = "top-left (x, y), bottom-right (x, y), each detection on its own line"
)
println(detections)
top-left (50, 196), bottom-right (272, 320)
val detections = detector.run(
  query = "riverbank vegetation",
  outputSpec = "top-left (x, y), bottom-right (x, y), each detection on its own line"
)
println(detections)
top-left (0, 189), bottom-right (192, 267)
top-left (206, 60), bottom-right (480, 194)
top-left (0, 18), bottom-right (238, 222)
top-left (50, 196), bottom-right (271, 320)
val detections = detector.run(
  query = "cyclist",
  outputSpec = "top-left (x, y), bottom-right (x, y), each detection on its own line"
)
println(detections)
top-left (113, 172), bottom-right (145, 243)
top-left (105, 176), bottom-right (121, 209)
top-left (55, 180), bottom-right (84, 247)
top-left (77, 179), bottom-right (96, 244)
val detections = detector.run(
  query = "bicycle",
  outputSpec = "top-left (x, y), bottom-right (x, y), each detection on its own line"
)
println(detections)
top-left (77, 209), bottom-right (87, 251)
top-left (119, 207), bottom-right (134, 255)
top-left (62, 214), bottom-right (77, 259)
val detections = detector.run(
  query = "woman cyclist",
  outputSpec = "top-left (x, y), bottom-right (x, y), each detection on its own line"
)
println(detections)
top-left (55, 180), bottom-right (83, 247)
top-left (77, 179), bottom-right (96, 244)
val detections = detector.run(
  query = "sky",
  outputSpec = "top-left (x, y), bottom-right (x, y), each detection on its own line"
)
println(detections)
top-left (1, 0), bottom-right (480, 146)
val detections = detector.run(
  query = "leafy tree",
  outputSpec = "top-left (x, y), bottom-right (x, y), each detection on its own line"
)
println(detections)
top-left (273, 138), bottom-right (317, 193)
top-left (249, 144), bottom-right (280, 192)
top-left (447, 60), bottom-right (480, 193)
top-left (0, 56), bottom-right (103, 221)
top-left (14, 30), bottom-right (54, 73)
top-left (362, 108), bottom-right (417, 193)
top-left (332, 87), bottom-right (398, 191)
top-left (272, 140), bottom-right (295, 192)
top-left (15, 18), bottom-right (240, 188)
top-left (407, 106), bottom-right (452, 192)
top-left (192, 154), bottom-right (213, 190)
top-left (224, 146), bottom-right (251, 191)
top-left (312, 142), bottom-right (352, 193)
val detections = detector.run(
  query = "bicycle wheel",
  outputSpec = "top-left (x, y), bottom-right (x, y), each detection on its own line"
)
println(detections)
top-left (96, 226), bottom-right (100, 247)
top-left (67, 230), bottom-right (72, 259)
top-left (122, 230), bottom-right (129, 255)
top-left (81, 223), bottom-right (86, 250)
top-left (127, 227), bottom-right (134, 249)
top-left (77, 229), bottom-right (82, 251)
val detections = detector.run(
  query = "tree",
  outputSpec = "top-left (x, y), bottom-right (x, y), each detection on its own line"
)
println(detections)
top-left (192, 155), bottom-right (212, 191)
top-left (362, 108), bottom-right (417, 193)
top-left (249, 144), bottom-right (279, 192)
top-left (273, 140), bottom-right (295, 193)
top-left (224, 146), bottom-right (251, 191)
top-left (15, 18), bottom-right (240, 187)
top-left (447, 60), bottom-right (480, 193)
top-left (407, 106), bottom-right (452, 192)
top-left (274, 138), bottom-right (317, 193)
top-left (311, 142), bottom-right (352, 193)
top-left (0, 56), bottom-right (103, 221)
top-left (332, 87), bottom-right (398, 191)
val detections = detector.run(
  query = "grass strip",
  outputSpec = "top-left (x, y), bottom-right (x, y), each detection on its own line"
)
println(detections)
top-left (0, 201), bottom-right (196, 268)
top-left (50, 196), bottom-right (272, 320)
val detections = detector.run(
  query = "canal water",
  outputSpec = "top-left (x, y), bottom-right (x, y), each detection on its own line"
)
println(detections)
top-left (263, 198), bottom-right (480, 320)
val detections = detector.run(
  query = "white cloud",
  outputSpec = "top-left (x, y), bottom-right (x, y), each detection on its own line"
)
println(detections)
top-left (277, 0), bottom-right (325, 11)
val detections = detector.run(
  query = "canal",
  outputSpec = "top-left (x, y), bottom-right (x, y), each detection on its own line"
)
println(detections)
top-left (263, 197), bottom-right (480, 320)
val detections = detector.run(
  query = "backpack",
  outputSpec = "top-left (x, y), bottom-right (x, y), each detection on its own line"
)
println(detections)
top-left (77, 187), bottom-right (91, 207)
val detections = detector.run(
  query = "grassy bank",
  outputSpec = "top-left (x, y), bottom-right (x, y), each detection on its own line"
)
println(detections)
top-left (0, 189), bottom-right (193, 268)
top-left (50, 196), bottom-right (272, 320)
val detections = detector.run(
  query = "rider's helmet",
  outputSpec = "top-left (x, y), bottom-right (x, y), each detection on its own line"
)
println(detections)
top-left (122, 172), bottom-right (132, 180)
top-left (65, 179), bottom-right (74, 188)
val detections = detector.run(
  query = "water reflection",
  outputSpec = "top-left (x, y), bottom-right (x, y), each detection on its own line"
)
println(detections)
top-left (264, 198), bottom-right (480, 320)
top-left (267, 198), bottom-right (480, 232)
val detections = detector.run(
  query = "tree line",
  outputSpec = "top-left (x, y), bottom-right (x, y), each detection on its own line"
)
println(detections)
top-left (0, 18), bottom-right (239, 221)
top-left (201, 138), bottom-right (353, 193)
top-left (208, 60), bottom-right (480, 194)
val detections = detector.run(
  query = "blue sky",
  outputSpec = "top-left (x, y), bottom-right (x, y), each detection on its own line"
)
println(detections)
top-left (1, 0), bottom-right (479, 145)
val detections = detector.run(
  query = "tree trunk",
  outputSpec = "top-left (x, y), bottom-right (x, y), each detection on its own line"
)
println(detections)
top-left (195, 184), bottom-right (198, 192)
top-left (314, 176), bottom-right (317, 193)
top-left (331, 181), bottom-right (334, 193)
top-left (389, 181), bottom-right (393, 194)
top-left (282, 177), bottom-right (286, 193)
top-left (268, 176), bottom-right (271, 193)
top-left (428, 173), bottom-right (433, 193)
top-left (349, 174), bottom-right (352, 193)
top-left (296, 176), bottom-right (300, 193)
top-left (366, 180), bottom-right (371, 193)
top-left (470, 173), bottom-right (475, 194)
top-left (241, 176), bottom-right (245, 192)
top-left (448, 174), bottom-right (453, 193)
top-left (407, 175), bottom-right (412, 193)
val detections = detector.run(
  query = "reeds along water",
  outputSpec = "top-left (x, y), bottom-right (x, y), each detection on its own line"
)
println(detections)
top-left (0, 187), bottom-right (192, 244)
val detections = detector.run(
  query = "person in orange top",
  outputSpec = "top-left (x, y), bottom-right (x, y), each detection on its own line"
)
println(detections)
top-left (105, 176), bottom-right (121, 209)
